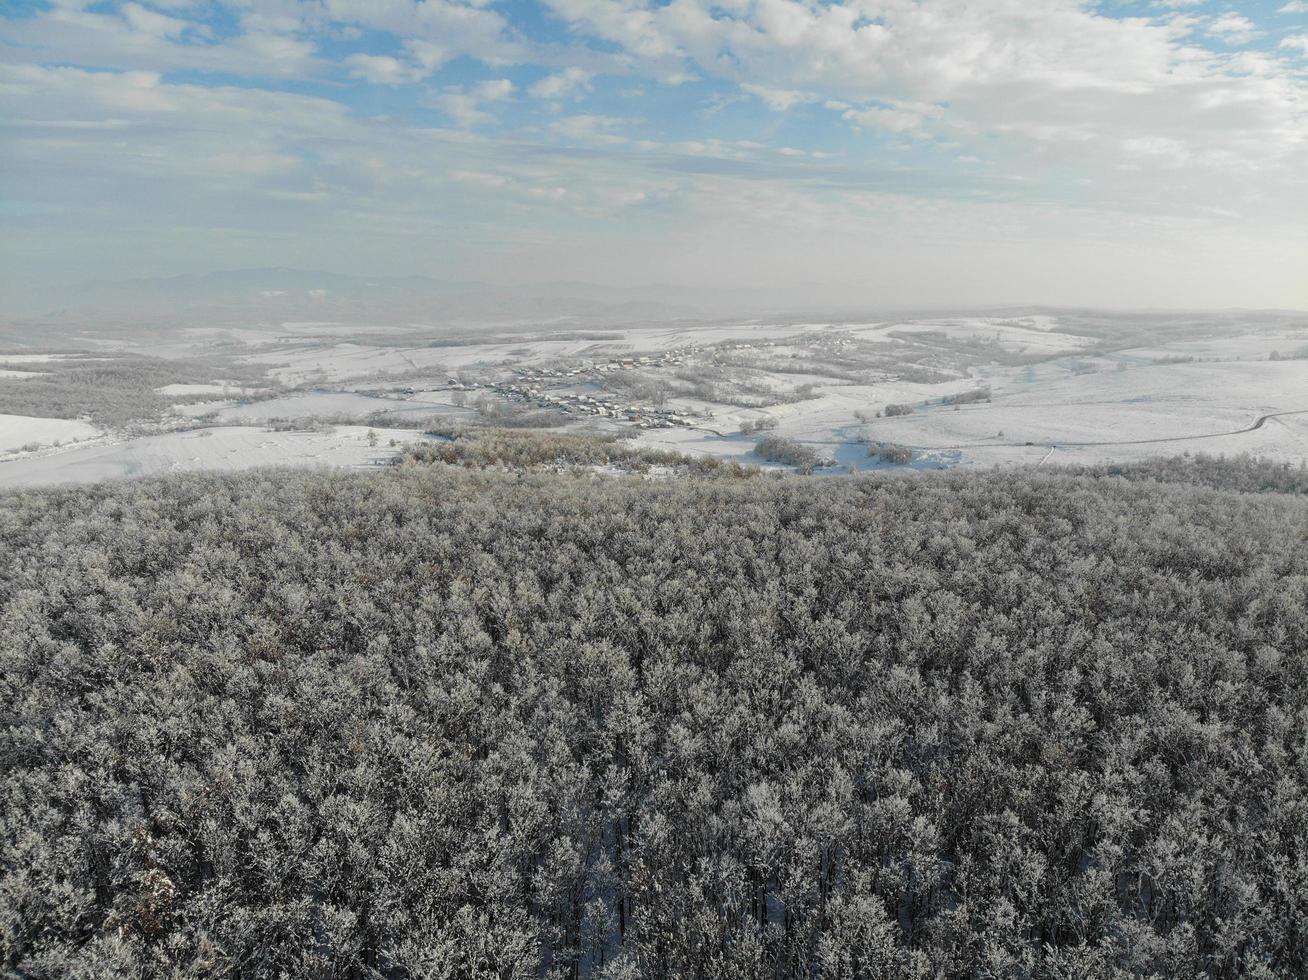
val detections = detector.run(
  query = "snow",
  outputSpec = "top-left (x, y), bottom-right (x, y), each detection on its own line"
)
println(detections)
top-left (10, 314), bottom-right (1300, 480)
top-left (172, 390), bottom-right (475, 423)
top-left (206, 391), bottom-right (403, 420)
top-left (872, 316), bottom-right (1093, 354)
top-left (156, 383), bottom-right (239, 396)
top-left (635, 426), bottom-right (779, 465)
top-left (854, 357), bottom-right (1308, 468)
top-left (0, 414), bottom-right (100, 453)
top-left (641, 345), bottom-right (1308, 472)
top-left (0, 425), bottom-right (423, 487)
top-left (242, 322), bottom-right (824, 384)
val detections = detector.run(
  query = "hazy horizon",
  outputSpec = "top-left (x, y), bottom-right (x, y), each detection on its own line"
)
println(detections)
top-left (10, 265), bottom-right (1308, 326)
top-left (3, 0), bottom-right (1307, 314)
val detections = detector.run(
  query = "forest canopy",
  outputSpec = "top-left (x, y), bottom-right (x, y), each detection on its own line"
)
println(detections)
top-left (0, 353), bottom-right (270, 429)
top-left (2, 460), bottom-right (1307, 978)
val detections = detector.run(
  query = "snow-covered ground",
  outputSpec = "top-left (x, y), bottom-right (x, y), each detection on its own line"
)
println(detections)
top-left (156, 383), bottom-right (238, 396)
top-left (242, 321), bottom-right (830, 383)
top-left (3, 311), bottom-right (1302, 482)
top-left (175, 391), bottom-right (396, 420)
top-left (632, 426), bottom-right (763, 465)
top-left (0, 425), bottom-right (421, 487)
top-left (208, 317), bottom-right (1308, 473)
top-left (0, 414), bottom-right (100, 454)
top-left (837, 357), bottom-right (1308, 468)
top-left (172, 390), bottom-right (474, 422)
top-left (880, 316), bottom-right (1093, 354)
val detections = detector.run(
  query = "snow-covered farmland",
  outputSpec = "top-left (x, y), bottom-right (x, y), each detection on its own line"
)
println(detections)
top-left (852, 357), bottom-right (1308, 468)
top-left (0, 414), bottom-right (100, 454)
top-left (178, 391), bottom-right (397, 420)
top-left (0, 425), bottom-right (423, 487)
top-left (631, 426), bottom-right (776, 466)
top-left (0, 354), bottom-right (83, 364)
top-left (172, 390), bottom-right (474, 423)
top-left (880, 317), bottom-right (1093, 355)
top-left (241, 321), bottom-right (828, 384)
top-left (5, 310), bottom-right (1302, 481)
top-left (156, 383), bottom-right (239, 397)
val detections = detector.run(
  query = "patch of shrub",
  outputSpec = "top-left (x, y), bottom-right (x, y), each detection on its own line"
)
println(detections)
top-left (866, 440), bottom-right (913, 464)
top-left (752, 434), bottom-right (831, 473)
top-left (942, 386), bottom-right (991, 406)
top-left (739, 416), bottom-right (779, 435)
top-left (406, 426), bottom-right (760, 477)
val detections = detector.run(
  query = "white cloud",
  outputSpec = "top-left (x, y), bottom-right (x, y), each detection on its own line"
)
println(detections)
top-left (741, 84), bottom-right (811, 111)
top-left (543, 1), bottom-right (1307, 191)
top-left (1279, 2), bottom-right (1308, 13)
top-left (1, 5), bottom-right (319, 78)
top-left (476, 78), bottom-right (514, 100)
top-left (0, 64), bottom-right (348, 193)
top-left (833, 104), bottom-right (927, 135)
top-left (0, 62), bottom-right (654, 232)
top-left (1, 0), bottom-right (518, 82)
top-left (430, 94), bottom-right (488, 126)
top-left (345, 54), bottom-right (423, 85)
top-left (1206, 13), bottom-right (1261, 44)
top-left (119, 2), bottom-right (195, 39)
top-left (549, 114), bottom-right (629, 144)
top-left (320, 0), bottom-right (522, 65)
top-left (529, 67), bottom-right (592, 100)
top-left (430, 78), bottom-right (514, 126)
top-left (1281, 34), bottom-right (1308, 54)
top-left (452, 170), bottom-right (511, 189)
top-left (405, 39), bottom-right (450, 72)
top-left (1120, 135), bottom-right (1191, 168)
top-left (3, 1), bottom-right (1306, 309)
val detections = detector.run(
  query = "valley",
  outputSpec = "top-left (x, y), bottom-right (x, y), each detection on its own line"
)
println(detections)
top-left (1, 307), bottom-right (1305, 485)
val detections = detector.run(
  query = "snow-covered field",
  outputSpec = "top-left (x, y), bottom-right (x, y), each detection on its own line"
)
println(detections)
top-left (172, 390), bottom-right (474, 423)
top-left (1120, 334), bottom-right (1308, 362)
top-left (0, 425), bottom-right (421, 487)
top-left (633, 426), bottom-right (764, 465)
top-left (837, 356), bottom-right (1308, 468)
top-left (0, 414), bottom-right (100, 453)
top-left (175, 391), bottom-right (396, 420)
top-left (633, 327), bottom-right (1308, 470)
top-left (2, 311), bottom-right (1302, 482)
top-left (156, 383), bottom-right (237, 396)
top-left (242, 321), bottom-right (829, 383)
top-left (881, 316), bottom-right (1093, 354)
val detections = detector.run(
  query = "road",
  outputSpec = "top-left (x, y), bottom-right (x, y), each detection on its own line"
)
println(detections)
top-left (791, 407), bottom-right (1308, 452)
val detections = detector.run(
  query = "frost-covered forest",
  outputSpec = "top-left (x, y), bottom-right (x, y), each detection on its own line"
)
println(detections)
top-left (3, 460), bottom-right (1308, 978)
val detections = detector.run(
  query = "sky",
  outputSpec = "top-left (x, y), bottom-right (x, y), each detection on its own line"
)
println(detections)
top-left (1, 0), bottom-right (1307, 311)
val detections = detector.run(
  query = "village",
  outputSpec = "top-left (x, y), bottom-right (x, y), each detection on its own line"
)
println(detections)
top-left (398, 344), bottom-right (718, 429)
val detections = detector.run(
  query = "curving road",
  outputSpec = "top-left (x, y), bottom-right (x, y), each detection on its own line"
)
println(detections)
top-left (789, 407), bottom-right (1308, 452)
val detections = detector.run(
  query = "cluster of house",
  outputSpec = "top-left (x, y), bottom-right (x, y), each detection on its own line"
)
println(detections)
top-left (391, 339), bottom-right (887, 430)
top-left (432, 348), bottom-right (714, 428)
top-left (492, 375), bottom-right (702, 428)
